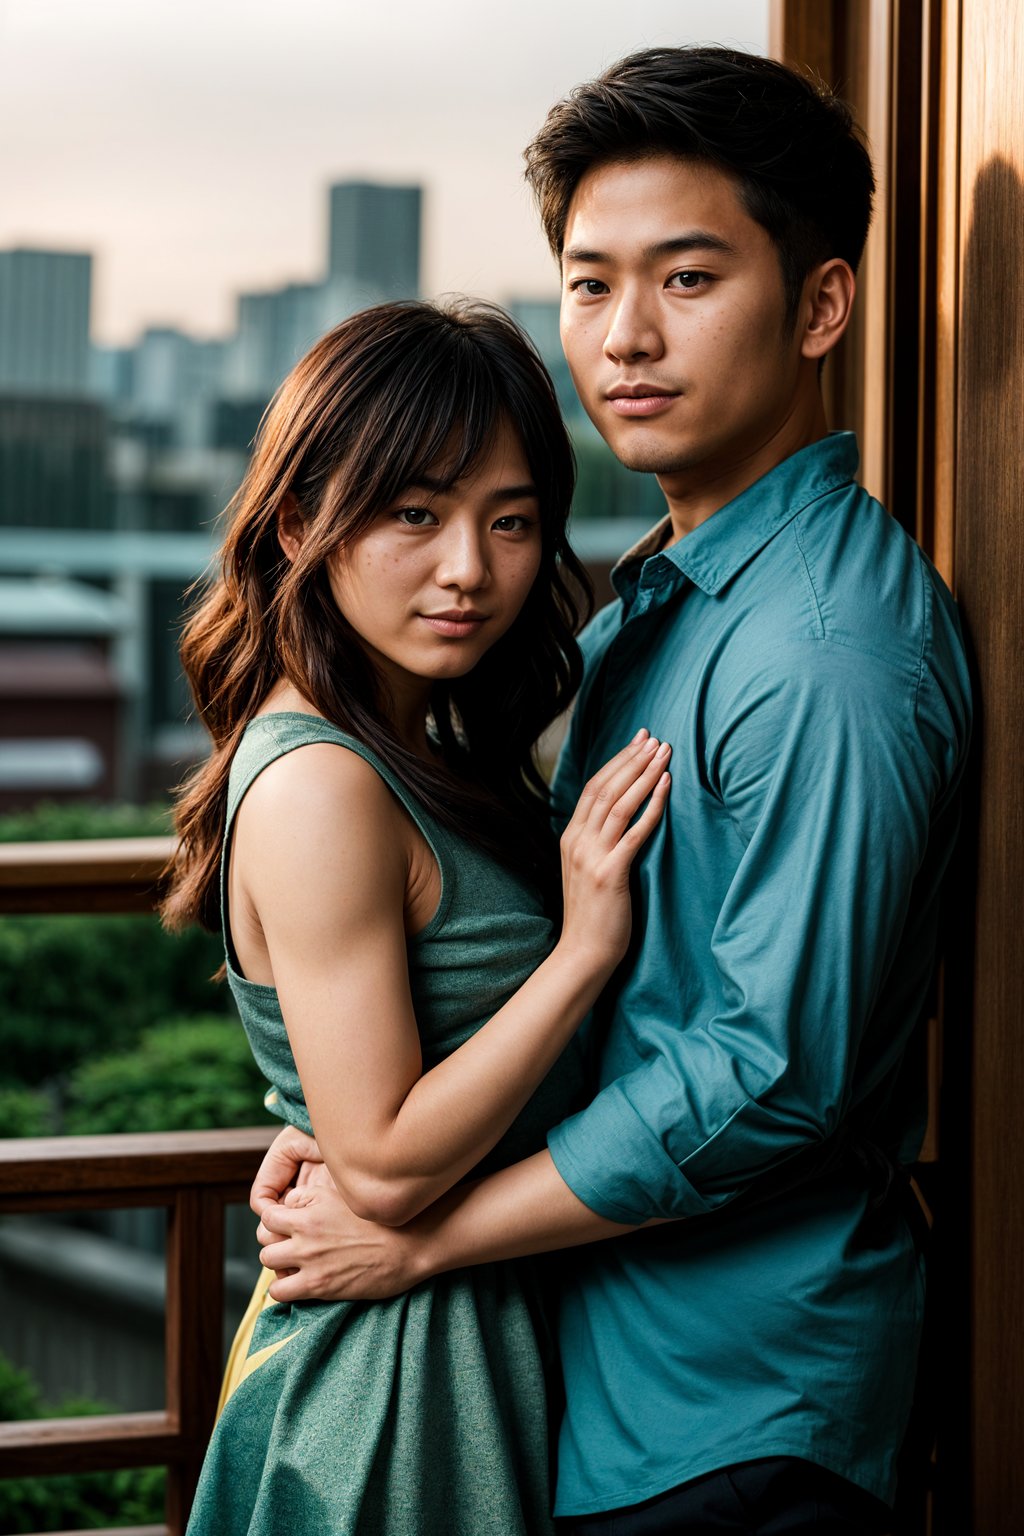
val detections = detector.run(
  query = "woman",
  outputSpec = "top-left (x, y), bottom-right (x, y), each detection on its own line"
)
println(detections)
top-left (162, 299), bottom-right (670, 1536)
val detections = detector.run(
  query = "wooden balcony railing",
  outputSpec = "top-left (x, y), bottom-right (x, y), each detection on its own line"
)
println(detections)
top-left (0, 837), bottom-right (276, 1536)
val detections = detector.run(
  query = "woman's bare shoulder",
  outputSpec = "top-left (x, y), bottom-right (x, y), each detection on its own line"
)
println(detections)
top-left (234, 740), bottom-right (411, 906)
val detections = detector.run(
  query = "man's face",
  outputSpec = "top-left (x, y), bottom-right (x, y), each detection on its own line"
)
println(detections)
top-left (559, 155), bottom-right (805, 490)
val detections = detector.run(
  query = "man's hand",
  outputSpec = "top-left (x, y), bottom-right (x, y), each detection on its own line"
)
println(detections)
top-left (253, 1150), bottom-right (636, 1305)
top-left (250, 1124), bottom-right (334, 1214)
top-left (256, 1183), bottom-right (428, 1302)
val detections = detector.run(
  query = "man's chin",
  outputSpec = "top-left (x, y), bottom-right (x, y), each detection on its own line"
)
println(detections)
top-left (610, 441), bottom-right (696, 477)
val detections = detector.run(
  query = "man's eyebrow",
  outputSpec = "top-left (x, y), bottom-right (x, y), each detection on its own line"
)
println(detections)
top-left (563, 231), bottom-right (738, 264)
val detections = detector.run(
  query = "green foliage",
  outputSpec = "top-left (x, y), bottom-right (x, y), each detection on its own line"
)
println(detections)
top-left (0, 800), bottom-right (172, 843)
top-left (0, 914), bottom-right (227, 1086)
top-left (0, 1083), bottom-right (52, 1138)
top-left (0, 1352), bottom-right (42, 1421)
top-left (0, 797), bottom-right (229, 1088)
top-left (0, 1350), bottom-right (165, 1532)
top-left (64, 1014), bottom-right (273, 1134)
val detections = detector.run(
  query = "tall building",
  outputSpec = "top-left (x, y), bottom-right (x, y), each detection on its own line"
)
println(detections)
top-left (128, 327), bottom-right (226, 449)
top-left (0, 396), bottom-right (109, 529)
top-left (224, 282), bottom-right (326, 402)
top-left (328, 181), bottom-right (421, 300)
top-left (0, 248), bottom-right (91, 396)
top-left (508, 298), bottom-right (576, 421)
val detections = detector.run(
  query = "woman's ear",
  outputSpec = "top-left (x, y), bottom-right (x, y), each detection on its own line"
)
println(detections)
top-left (799, 258), bottom-right (856, 362)
top-left (277, 493), bottom-right (305, 564)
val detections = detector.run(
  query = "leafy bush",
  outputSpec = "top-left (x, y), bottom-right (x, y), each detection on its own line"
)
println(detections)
top-left (0, 915), bottom-right (227, 1086)
top-left (0, 800), bottom-right (172, 843)
top-left (0, 1084), bottom-right (52, 1138)
top-left (64, 1015), bottom-right (272, 1134)
top-left (0, 1350), bottom-right (165, 1532)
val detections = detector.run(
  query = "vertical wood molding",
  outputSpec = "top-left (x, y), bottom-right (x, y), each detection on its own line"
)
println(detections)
top-left (954, 0), bottom-right (1024, 1525)
top-left (930, 0), bottom-right (961, 588)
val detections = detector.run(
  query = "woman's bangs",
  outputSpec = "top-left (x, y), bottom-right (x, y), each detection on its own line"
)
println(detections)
top-left (394, 346), bottom-right (506, 497)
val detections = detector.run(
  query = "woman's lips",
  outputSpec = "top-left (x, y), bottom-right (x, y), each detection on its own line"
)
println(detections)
top-left (607, 393), bottom-right (678, 417)
top-left (420, 614), bottom-right (487, 638)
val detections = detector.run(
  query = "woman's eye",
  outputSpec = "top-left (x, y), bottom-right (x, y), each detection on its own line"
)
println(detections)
top-left (492, 514), bottom-right (531, 533)
top-left (394, 507), bottom-right (437, 527)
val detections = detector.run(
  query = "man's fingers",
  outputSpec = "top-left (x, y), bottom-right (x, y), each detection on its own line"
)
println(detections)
top-left (258, 1200), bottom-right (300, 1236)
top-left (249, 1126), bottom-right (321, 1214)
top-left (268, 1269), bottom-right (315, 1303)
top-left (259, 1237), bottom-right (296, 1271)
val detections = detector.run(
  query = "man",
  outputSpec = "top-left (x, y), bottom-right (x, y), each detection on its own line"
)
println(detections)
top-left (255, 47), bottom-right (970, 1534)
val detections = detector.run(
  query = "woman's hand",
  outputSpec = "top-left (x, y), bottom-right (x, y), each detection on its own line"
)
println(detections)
top-left (559, 728), bottom-right (671, 975)
top-left (256, 1183), bottom-right (426, 1302)
top-left (250, 1124), bottom-right (331, 1215)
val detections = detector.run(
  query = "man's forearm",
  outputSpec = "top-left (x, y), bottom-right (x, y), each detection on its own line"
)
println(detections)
top-left (416, 1149), bottom-right (641, 1279)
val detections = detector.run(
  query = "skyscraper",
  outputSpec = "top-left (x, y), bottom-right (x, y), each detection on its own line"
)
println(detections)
top-left (327, 181), bottom-right (421, 300)
top-left (0, 248), bottom-right (92, 396)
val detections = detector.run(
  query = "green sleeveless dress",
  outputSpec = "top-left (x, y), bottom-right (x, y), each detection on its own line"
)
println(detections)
top-left (186, 714), bottom-right (585, 1536)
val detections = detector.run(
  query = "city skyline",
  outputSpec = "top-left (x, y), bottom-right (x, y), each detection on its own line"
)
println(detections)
top-left (0, 0), bottom-right (768, 344)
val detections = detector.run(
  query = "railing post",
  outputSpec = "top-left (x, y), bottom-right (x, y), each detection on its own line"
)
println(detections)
top-left (165, 1187), bottom-right (226, 1535)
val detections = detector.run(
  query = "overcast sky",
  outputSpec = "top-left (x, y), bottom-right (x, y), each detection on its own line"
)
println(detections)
top-left (0, 0), bottom-right (768, 343)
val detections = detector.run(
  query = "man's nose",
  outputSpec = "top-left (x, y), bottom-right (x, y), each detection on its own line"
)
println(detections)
top-left (603, 290), bottom-right (665, 365)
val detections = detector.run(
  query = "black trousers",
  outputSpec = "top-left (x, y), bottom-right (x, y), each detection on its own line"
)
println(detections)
top-left (563, 1457), bottom-right (891, 1535)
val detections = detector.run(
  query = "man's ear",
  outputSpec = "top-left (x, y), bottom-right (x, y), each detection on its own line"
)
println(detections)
top-left (277, 493), bottom-right (305, 564)
top-left (799, 259), bottom-right (856, 363)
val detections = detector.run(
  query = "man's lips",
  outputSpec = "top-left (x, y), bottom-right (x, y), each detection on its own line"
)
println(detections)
top-left (420, 610), bottom-right (488, 638)
top-left (605, 384), bottom-right (679, 417)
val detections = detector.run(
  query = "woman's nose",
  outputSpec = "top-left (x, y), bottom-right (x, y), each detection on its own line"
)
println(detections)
top-left (435, 525), bottom-right (489, 591)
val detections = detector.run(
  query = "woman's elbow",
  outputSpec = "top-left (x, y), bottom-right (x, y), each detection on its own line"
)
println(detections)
top-left (339, 1170), bottom-right (429, 1228)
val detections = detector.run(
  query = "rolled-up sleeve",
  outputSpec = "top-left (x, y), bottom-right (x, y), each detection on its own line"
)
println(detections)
top-left (548, 637), bottom-right (953, 1225)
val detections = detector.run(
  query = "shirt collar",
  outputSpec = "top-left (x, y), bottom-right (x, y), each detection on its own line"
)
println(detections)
top-left (612, 432), bottom-right (860, 611)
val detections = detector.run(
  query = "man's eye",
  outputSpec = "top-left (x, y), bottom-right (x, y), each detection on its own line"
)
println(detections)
top-left (669, 270), bottom-right (708, 290)
top-left (569, 279), bottom-right (608, 296)
top-left (394, 507), bottom-right (437, 527)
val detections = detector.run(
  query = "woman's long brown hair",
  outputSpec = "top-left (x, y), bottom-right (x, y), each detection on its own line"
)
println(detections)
top-left (161, 299), bottom-right (591, 934)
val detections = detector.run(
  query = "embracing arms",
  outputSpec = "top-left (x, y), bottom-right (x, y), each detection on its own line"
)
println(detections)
top-left (255, 632), bottom-right (968, 1297)
top-left (233, 730), bottom-right (669, 1229)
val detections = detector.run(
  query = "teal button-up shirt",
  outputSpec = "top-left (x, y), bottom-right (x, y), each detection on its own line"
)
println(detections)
top-left (548, 433), bottom-right (970, 1515)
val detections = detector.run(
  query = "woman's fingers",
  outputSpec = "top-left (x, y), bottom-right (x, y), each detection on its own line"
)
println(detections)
top-left (597, 743), bottom-right (672, 845)
top-left (619, 769), bottom-right (672, 852)
top-left (570, 731), bottom-right (653, 821)
top-left (570, 736), bottom-right (672, 843)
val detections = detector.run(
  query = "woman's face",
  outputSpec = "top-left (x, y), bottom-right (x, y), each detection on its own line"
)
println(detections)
top-left (328, 417), bottom-right (543, 706)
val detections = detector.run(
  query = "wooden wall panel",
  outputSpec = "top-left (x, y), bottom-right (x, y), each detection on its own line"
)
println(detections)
top-left (773, 3), bottom-right (1024, 1529)
top-left (953, 0), bottom-right (1024, 1525)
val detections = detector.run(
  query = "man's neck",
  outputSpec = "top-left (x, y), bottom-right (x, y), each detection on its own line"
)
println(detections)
top-left (659, 397), bottom-right (831, 544)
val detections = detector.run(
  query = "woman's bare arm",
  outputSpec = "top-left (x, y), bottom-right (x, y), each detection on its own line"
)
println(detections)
top-left (235, 734), bottom-right (669, 1228)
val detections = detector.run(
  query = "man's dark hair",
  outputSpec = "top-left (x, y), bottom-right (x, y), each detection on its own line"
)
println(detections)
top-left (524, 46), bottom-right (875, 326)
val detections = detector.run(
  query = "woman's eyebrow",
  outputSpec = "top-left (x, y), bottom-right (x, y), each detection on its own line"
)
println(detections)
top-left (488, 483), bottom-right (539, 502)
top-left (405, 478), bottom-right (538, 502)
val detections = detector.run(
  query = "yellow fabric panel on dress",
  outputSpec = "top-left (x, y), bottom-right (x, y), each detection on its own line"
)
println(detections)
top-left (216, 1267), bottom-right (283, 1419)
